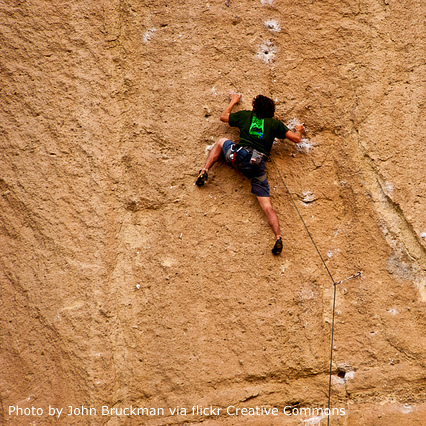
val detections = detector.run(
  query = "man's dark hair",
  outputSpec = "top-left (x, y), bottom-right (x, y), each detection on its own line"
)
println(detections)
top-left (252, 95), bottom-right (275, 119)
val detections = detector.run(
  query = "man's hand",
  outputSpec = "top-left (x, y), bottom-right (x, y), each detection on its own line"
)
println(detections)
top-left (220, 92), bottom-right (242, 123)
top-left (295, 124), bottom-right (305, 134)
top-left (229, 92), bottom-right (242, 104)
top-left (285, 124), bottom-right (305, 144)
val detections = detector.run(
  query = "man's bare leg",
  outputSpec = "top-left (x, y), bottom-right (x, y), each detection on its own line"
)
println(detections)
top-left (200, 137), bottom-right (229, 174)
top-left (256, 196), bottom-right (281, 239)
top-left (196, 138), bottom-right (229, 187)
top-left (256, 196), bottom-right (283, 254)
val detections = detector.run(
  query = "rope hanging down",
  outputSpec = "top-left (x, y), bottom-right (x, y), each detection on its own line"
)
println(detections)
top-left (271, 156), bottom-right (361, 425)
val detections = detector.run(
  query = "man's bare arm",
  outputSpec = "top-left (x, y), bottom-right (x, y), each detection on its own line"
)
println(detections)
top-left (220, 93), bottom-right (242, 122)
top-left (285, 124), bottom-right (305, 143)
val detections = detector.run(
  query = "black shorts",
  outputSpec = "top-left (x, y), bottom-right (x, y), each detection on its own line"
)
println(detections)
top-left (222, 140), bottom-right (270, 197)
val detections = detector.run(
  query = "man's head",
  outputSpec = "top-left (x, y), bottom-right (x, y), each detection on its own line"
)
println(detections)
top-left (252, 95), bottom-right (275, 119)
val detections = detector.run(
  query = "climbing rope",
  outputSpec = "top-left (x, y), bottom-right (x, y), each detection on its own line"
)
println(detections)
top-left (271, 156), bottom-right (335, 281)
top-left (271, 156), bottom-right (361, 425)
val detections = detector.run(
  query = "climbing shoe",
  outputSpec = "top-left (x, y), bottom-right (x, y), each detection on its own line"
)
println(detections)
top-left (272, 237), bottom-right (283, 255)
top-left (195, 170), bottom-right (208, 187)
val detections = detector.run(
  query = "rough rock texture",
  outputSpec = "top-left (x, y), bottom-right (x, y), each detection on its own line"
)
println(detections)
top-left (1, 0), bottom-right (426, 425)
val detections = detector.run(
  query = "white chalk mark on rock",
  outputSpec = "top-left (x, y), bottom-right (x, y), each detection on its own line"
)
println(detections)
top-left (256, 40), bottom-right (276, 64)
top-left (265, 19), bottom-right (281, 32)
top-left (143, 28), bottom-right (156, 42)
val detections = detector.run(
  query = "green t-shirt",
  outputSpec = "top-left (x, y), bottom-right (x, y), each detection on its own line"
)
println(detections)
top-left (229, 110), bottom-right (290, 156)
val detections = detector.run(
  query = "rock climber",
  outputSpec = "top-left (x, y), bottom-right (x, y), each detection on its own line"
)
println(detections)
top-left (196, 93), bottom-right (305, 255)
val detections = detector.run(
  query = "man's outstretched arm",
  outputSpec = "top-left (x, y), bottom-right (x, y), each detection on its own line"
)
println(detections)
top-left (220, 93), bottom-right (241, 123)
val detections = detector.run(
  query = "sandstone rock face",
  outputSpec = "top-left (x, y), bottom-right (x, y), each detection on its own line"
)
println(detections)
top-left (1, 1), bottom-right (426, 425)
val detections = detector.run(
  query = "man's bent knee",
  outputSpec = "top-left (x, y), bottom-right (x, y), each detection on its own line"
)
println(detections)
top-left (257, 196), bottom-right (273, 210)
top-left (217, 137), bottom-right (229, 147)
top-left (265, 205), bottom-right (276, 216)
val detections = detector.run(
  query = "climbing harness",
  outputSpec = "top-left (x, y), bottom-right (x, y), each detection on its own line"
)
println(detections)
top-left (231, 146), bottom-right (243, 167)
top-left (250, 148), bottom-right (265, 166)
top-left (271, 157), bottom-right (362, 426)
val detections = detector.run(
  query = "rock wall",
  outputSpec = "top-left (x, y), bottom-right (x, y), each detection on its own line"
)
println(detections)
top-left (1, 0), bottom-right (426, 425)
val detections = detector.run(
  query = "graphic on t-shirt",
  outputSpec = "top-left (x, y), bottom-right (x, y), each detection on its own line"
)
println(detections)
top-left (249, 116), bottom-right (264, 138)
